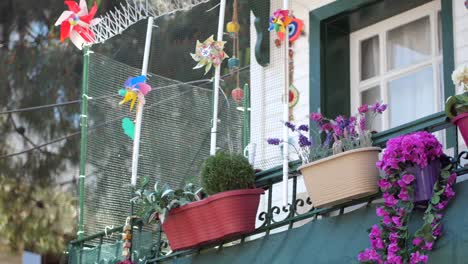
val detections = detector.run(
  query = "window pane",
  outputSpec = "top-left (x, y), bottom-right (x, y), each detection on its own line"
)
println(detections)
top-left (361, 86), bottom-right (382, 131)
top-left (387, 16), bottom-right (431, 70)
top-left (389, 67), bottom-right (434, 127)
top-left (360, 36), bottom-right (380, 80)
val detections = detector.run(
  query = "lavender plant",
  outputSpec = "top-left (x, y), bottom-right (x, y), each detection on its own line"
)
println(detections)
top-left (267, 102), bottom-right (387, 164)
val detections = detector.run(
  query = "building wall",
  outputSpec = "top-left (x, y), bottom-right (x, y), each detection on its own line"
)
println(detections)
top-left (251, 0), bottom-right (468, 230)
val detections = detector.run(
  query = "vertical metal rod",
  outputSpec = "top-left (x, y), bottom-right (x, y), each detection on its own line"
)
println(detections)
top-left (78, 46), bottom-right (90, 240)
top-left (131, 17), bottom-right (154, 186)
top-left (243, 83), bottom-right (250, 150)
top-left (210, 0), bottom-right (227, 155)
top-left (282, 1), bottom-right (290, 206)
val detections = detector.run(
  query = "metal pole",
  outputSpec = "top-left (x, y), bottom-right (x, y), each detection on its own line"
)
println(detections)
top-left (243, 83), bottom-right (250, 150)
top-left (282, 0), bottom-right (290, 206)
top-left (209, 0), bottom-right (227, 155)
top-left (131, 17), bottom-right (154, 186)
top-left (78, 45), bottom-right (90, 240)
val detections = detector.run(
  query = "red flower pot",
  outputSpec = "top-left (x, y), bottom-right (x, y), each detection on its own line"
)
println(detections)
top-left (453, 113), bottom-right (468, 146)
top-left (162, 188), bottom-right (264, 251)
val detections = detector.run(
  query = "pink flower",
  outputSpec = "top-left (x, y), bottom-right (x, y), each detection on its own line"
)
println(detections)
top-left (383, 193), bottom-right (398, 207)
top-left (410, 251), bottom-right (428, 264)
top-left (358, 104), bottom-right (369, 114)
top-left (370, 225), bottom-right (382, 237)
top-left (412, 237), bottom-right (423, 246)
top-left (358, 248), bottom-right (382, 263)
top-left (433, 224), bottom-right (442, 236)
top-left (448, 173), bottom-right (457, 185)
top-left (392, 216), bottom-right (403, 227)
top-left (388, 242), bottom-right (399, 254)
top-left (387, 253), bottom-right (403, 264)
top-left (422, 241), bottom-right (434, 251)
top-left (376, 207), bottom-right (388, 217)
top-left (310, 113), bottom-right (323, 122)
top-left (435, 201), bottom-right (448, 210)
top-left (370, 237), bottom-right (385, 249)
top-left (383, 215), bottom-right (392, 226)
top-left (398, 188), bottom-right (410, 201)
top-left (402, 174), bottom-right (415, 185)
top-left (321, 123), bottom-right (332, 132)
top-left (444, 185), bottom-right (455, 199)
top-left (378, 179), bottom-right (392, 191)
top-left (389, 232), bottom-right (399, 243)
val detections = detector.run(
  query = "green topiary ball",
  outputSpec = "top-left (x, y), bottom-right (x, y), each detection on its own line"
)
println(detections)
top-left (200, 152), bottom-right (256, 195)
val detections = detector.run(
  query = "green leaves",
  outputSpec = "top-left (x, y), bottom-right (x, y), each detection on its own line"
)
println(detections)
top-left (431, 195), bottom-right (440, 205)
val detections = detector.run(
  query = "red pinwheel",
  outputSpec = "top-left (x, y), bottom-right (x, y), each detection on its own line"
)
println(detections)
top-left (54, 0), bottom-right (100, 49)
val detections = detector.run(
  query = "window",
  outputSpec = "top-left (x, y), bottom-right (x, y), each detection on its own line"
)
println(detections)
top-left (350, 1), bottom-right (442, 131)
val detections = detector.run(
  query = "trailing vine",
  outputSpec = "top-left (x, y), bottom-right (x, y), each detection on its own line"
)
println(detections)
top-left (358, 132), bottom-right (457, 264)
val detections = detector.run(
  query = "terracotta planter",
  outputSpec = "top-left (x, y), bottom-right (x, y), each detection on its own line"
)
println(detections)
top-left (298, 147), bottom-right (380, 208)
top-left (453, 112), bottom-right (468, 146)
top-left (162, 188), bottom-right (264, 251)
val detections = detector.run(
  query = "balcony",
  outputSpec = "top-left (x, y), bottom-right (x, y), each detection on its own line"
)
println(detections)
top-left (68, 110), bottom-right (468, 263)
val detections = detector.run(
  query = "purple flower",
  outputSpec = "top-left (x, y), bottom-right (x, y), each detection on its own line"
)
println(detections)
top-left (412, 237), bottom-right (423, 246)
top-left (448, 173), bottom-right (457, 185)
top-left (444, 185), bottom-right (455, 199)
top-left (377, 104), bottom-right (388, 113)
top-left (383, 215), bottom-right (392, 226)
top-left (358, 248), bottom-right (382, 263)
top-left (387, 253), bottom-right (403, 264)
top-left (392, 216), bottom-right (403, 227)
top-left (398, 189), bottom-right (410, 201)
top-left (298, 134), bottom-right (312, 148)
top-left (297, 124), bottom-right (309, 132)
top-left (383, 193), bottom-right (398, 207)
top-left (422, 241), bottom-right (434, 251)
top-left (370, 237), bottom-right (385, 249)
top-left (370, 102), bottom-right (381, 112)
top-left (433, 224), bottom-right (442, 236)
top-left (369, 225), bottom-right (381, 237)
top-left (388, 242), bottom-right (399, 254)
top-left (435, 201), bottom-right (448, 210)
top-left (402, 174), bottom-right (415, 185)
top-left (359, 117), bottom-right (366, 131)
top-left (378, 179), bottom-right (392, 191)
top-left (285, 121), bottom-right (295, 131)
top-left (358, 104), bottom-right (369, 114)
top-left (267, 138), bottom-right (281, 145)
top-left (410, 251), bottom-right (428, 264)
top-left (376, 207), bottom-right (388, 217)
top-left (389, 232), bottom-right (399, 243)
top-left (310, 113), bottom-right (323, 122)
top-left (321, 123), bottom-right (333, 132)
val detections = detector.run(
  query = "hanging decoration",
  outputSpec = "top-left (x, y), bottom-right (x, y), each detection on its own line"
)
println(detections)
top-left (226, 0), bottom-right (243, 103)
top-left (54, 0), bottom-right (100, 50)
top-left (118, 75), bottom-right (152, 112)
top-left (269, 9), bottom-right (304, 44)
top-left (288, 47), bottom-right (299, 120)
top-left (191, 35), bottom-right (229, 75)
top-left (118, 218), bottom-right (134, 263)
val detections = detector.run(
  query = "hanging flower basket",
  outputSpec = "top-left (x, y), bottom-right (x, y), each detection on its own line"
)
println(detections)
top-left (298, 147), bottom-right (380, 208)
top-left (162, 188), bottom-right (264, 251)
top-left (406, 159), bottom-right (441, 202)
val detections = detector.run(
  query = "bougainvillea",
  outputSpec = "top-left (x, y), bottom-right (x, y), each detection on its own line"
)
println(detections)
top-left (358, 131), bottom-right (457, 264)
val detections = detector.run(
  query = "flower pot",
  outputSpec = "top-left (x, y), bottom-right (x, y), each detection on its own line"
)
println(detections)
top-left (298, 147), bottom-right (380, 208)
top-left (406, 159), bottom-right (441, 202)
top-left (162, 188), bottom-right (264, 251)
top-left (453, 112), bottom-right (468, 146)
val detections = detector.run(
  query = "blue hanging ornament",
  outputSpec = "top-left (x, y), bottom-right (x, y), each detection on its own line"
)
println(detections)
top-left (228, 57), bottom-right (240, 70)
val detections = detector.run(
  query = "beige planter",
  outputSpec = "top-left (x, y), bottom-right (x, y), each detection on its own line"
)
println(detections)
top-left (298, 147), bottom-right (380, 208)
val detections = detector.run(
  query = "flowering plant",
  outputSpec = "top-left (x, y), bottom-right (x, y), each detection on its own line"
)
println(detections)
top-left (358, 131), bottom-right (456, 264)
top-left (445, 65), bottom-right (468, 118)
top-left (267, 102), bottom-right (386, 164)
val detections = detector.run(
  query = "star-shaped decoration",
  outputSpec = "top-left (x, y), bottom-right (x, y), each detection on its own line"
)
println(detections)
top-left (191, 35), bottom-right (229, 74)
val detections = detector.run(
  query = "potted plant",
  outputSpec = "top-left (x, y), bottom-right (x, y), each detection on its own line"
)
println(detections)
top-left (358, 131), bottom-right (456, 264)
top-left (132, 152), bottom-right (264, 251)
top-left (445, 64), bottom-right (468, 145)
top-left (268, 102), bottom-right (387, 208)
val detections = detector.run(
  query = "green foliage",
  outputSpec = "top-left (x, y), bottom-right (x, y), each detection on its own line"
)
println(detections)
top-left (200, 152), bottom-right (255, 195)
top-left (131, 178), bottom-right (203, 224)
top-left (0, 177), bottom-right (76, 255)
top-left (445, 92), bottom-right (468, 118)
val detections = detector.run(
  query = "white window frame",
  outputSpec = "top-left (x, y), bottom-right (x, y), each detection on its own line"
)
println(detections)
top-left (350, 0), bottom-right (442, 130)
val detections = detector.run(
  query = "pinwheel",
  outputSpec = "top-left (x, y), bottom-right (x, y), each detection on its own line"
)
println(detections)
top-left (191, 35), bottom-right (229, 74)
top-left (269, 9), bottom-right (292, 41)
top-left (54, 0), bottom-right (100, 49)
top-left (118, 75), bottom-right (152, 111)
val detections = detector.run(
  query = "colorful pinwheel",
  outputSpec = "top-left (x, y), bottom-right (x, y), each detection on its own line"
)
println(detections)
top-left (191, 35), bottom-right (229, 74)
top-left (55, 0), bottom-right (100, 50)
top-left (268, 9), bottom-right (292, 41)
top-left (118, 75), bottom-right (152, 111)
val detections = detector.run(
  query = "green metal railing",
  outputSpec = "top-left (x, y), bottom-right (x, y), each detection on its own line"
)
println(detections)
top-left (69, 110), bottom-right (468, 263)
